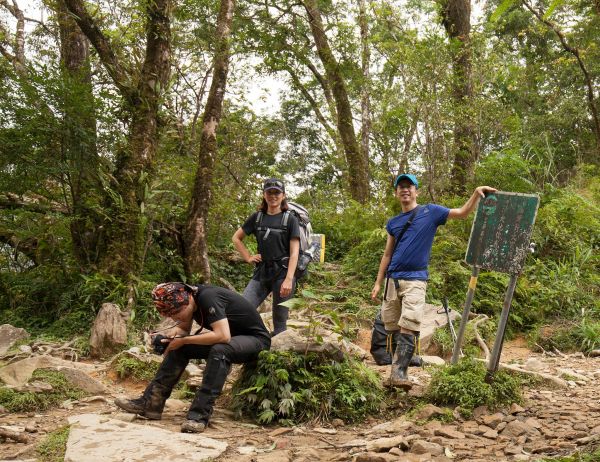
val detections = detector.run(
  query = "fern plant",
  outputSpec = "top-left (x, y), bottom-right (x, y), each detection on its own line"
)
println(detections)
top-left (231, 350), bottom-right (384, 424)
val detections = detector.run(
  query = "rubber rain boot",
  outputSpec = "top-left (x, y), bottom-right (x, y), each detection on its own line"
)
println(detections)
top-left (389, 332), bottom-right (415, 390)
top-left (410, 332), bottom-right (423, 367)
top-left (390, 330), bottom-right (422, 367)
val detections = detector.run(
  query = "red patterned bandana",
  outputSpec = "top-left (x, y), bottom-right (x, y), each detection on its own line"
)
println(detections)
top-left (151, 283), bottom-right (190, 316)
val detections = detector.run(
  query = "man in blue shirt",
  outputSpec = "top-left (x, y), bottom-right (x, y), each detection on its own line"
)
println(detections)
top-left (371, 174), bottom-right (496, 389)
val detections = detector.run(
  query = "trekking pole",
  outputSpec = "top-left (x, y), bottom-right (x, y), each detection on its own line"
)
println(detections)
top-left (443, 297), bottom-right (457, 344)
top-left (451, 266), bottom-right (480, 364)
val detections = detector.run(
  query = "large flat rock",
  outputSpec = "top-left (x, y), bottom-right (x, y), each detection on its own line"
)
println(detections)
top-left (65, 414), bottom-right (227, 462)
top-left (0, 356), bottom-right (105, 393)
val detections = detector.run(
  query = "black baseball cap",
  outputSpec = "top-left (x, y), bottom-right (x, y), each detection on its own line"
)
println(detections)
top-left (263, 178), bottom-right (285, 193)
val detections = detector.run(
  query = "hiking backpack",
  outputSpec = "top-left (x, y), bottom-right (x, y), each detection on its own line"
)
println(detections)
top-left (255, 201), bottom-right (314, 278)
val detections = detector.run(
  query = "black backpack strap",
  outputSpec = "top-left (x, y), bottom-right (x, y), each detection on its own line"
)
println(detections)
top-left (255, 211), bottom-right (263, 227)
top-left (387, 205), bottom-right (420, 275)
top-left (281, 211), bottom-right (290, 229)
top-left (391, 206), bottom-right (419, 254)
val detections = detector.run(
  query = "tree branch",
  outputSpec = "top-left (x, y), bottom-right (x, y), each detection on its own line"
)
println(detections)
top-left (0, 193), bottom-right (69, 214)
top-left (284, 65), bottom-right (336, 139)
top-left (522, 0), bottom-right (600, 150)
top-left (0, 227), bottom-right (39, 265)
top-left (62, 0), bottom-right (135, 104)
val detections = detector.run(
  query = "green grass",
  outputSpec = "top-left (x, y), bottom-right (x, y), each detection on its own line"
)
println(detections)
top-left (426, 358), bottom-right (523, 416)
top-left (113, 355), bottom-right (161, 382)
top-left (0, 370), bottom-right (87, 412)
top-left (535, 449), bottom-right (600, 461)
top-left (36, 426), bottom-right (70, 462)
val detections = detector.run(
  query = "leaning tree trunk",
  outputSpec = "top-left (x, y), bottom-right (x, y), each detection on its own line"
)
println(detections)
top-left (183, 0), bottom-right (236, 282)
top-left (441, 0), bottom-right (477, 194)
top-left (56, 1), bottom-right (104, 270)
top-left (63, 0), bottom-right (172, 278)
top-left (358, 0), bottom-right (371, 170)
top-left (302, 0), bottom-right (369, 204)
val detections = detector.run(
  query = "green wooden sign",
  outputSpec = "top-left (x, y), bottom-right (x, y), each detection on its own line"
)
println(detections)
top-left (465, 192), bottom-right (540, 274)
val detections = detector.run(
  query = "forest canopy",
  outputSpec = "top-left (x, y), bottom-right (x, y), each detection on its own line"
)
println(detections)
top-left (0, 0), bottom-right (598, 340)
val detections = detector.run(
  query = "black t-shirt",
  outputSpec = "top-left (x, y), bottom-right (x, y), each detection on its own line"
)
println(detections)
top-left (192, 285), bottom-right (271, 345)
top-left (242, 211), bottom-right (301, 281)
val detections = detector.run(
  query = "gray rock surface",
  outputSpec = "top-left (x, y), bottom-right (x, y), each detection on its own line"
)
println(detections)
top-left (271, 327), bottom-right (367, 360)
top-left (0, 355), bottom-right (104, 393)
top-left (0, 324), bottom-right (29, 356)
top-left (89, 303), bottom-right (127, 358)
top-left (65, 414), bottom-right (227, 462)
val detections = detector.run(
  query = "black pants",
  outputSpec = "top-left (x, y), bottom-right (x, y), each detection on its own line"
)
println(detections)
top-left (150, 335), bottom-right (270, 423)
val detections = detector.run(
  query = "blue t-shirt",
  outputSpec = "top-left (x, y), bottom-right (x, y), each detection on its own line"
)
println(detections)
top-left (386, 204), bottom-right (450, 280)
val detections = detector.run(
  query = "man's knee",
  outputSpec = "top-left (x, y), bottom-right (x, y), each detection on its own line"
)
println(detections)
top-left (208, 343), bottom-right (233, 359)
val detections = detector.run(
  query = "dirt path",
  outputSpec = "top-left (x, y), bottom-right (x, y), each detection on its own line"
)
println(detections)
top-left (1, 341), bottom-right (599, 461)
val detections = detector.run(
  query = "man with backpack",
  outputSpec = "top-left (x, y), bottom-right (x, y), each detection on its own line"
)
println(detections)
top-left (232, 178), bottom-right (303, 336)
top-left (371, 174), bottom-right (496, 390)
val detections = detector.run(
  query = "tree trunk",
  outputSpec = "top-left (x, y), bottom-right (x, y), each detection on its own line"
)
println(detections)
top-left (183, 0), bottom-right (235, 282)
top-left (0, 0), bottom-right (26, 76)
top-left (56, 1), bottom-right (103, 270)
top-left (302, 0), bottom-right (369, 203)
top-left (441, 0), bottom-right (476, 194)
top-left (358, 0), bottom-right (371, 171)
top-left (63, 0), bottom-right (172, 278)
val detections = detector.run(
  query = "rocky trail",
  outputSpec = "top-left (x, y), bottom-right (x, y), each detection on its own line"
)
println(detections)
top-left (1, 329), bottom-right (600, 462)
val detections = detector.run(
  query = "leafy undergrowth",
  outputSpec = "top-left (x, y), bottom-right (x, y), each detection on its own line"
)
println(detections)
top-left (36, 426), bottom-right (70, 462)
top-left (426, 358), bottom-right (523, 417)
top-left (537, 448), bottom-right (600, 461)
top-left (113, 355), bottom-right (161, 382)
top-left (231, 350), bottom-right (385, 425)
top-left (532, 320), bottom-right (600, 354)
top-left (0, 370), bottom-right (87, 412)
top-left (431, 317), bottom-right (498, 358)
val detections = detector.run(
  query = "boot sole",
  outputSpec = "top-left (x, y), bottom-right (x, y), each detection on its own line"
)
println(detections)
top-left (387, 380), bottom-right (413, 391)
top-left (114, 400), bottom-right (162, 420)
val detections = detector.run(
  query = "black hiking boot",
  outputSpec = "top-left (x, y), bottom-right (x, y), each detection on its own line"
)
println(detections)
top-left (389, 332), bottom-right (415, 390)
top-left (114, 381), bottom-right (170, 420)
top-left (181, 419), bottom-right (208, 433)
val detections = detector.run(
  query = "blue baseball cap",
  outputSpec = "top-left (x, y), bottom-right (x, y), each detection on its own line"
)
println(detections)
top-left (394, 174), bottom-right (419, 189)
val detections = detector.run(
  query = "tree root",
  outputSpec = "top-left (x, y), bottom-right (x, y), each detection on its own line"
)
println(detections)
top-left (1, 338), bottom-right (80, 363)
top-left (465, 316), bottom-right (568, 388)
top-left (471, 314), bottom-right (490, 361)
top-left (0, 427), bottom-right (30, 443)
top-left (473, 358), bottom-right (568, 388)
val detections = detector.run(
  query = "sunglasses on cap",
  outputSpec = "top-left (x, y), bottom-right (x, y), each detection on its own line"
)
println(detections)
top-left (263, 180), bottom-right (284, 190)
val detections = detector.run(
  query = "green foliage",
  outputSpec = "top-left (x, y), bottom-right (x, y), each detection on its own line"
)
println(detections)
top-left (36, 426), bottom-right (70, 462)
top-left (231, 350), bottom-right (384, 424)
top-left (113, 355), bottom-right (161, 382)
top-left (474, 151), bottom-right (536, 193)
top-left (0, 370), bottom-right (87, 412)
top-left (209, 249), bottom-right (254, 293)
top-left (531, 319), bottom-right (600, 354)
top-left (426, 359), bottom-right (523, 413)
top-left (341, 228), bottom-right (387, 282)
top-left (536, 449), bottom-right (600, 462)
top-left (431, 317), bottom-right (497, 358)
top-left (310, 200), bottom-right (388, 262)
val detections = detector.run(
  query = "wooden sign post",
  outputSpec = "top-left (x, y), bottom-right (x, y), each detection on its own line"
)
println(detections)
top-left (451, 192), bottom-right (540, 379)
